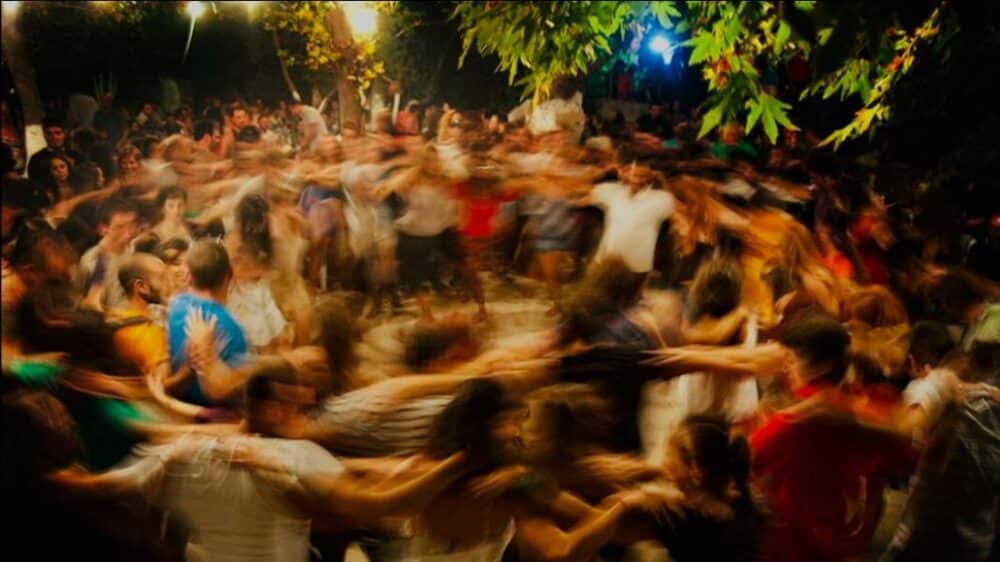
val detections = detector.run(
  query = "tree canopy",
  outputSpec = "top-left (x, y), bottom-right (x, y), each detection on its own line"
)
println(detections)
top-left (452, 1), bottom-right (954, 147)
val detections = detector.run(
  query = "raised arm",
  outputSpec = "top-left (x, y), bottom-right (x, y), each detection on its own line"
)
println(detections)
top-left (681, 307), bottom-right (748, 345)
top-left (646, 340), bottom-right (789, 379)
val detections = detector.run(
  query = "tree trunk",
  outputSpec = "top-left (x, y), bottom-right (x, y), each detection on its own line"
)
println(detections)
top-left (325, 6), bottom-right (364, 130)
top-left (2, 13), bottom-right (46, 173)
top-left (271, 29), bottom-right (302, 102)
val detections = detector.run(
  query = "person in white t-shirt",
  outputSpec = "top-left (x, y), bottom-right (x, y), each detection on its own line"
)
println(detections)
top-left (134, 375), bottom-right (470, 562)
top-left (290, 100), bottom-right (329, 152)
top-left (899, 321), bottom-right (961, 446)
top-left (589, 160), bottom-right (674, 278)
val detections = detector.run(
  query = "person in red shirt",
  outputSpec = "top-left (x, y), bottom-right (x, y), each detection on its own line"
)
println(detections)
top-left (647, 309), bottom-right (916, 561)
top-left (749, 311), bottom-right (915, 562)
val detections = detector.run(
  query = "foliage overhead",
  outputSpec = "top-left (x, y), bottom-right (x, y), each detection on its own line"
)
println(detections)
top-left (260, 1), bottom-right (388, 93)
top-left (451, 1), bottom-right (955, 147)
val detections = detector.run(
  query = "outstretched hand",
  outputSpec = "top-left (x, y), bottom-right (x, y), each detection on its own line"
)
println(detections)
top-left (185, 308), bottom-right (228, 372)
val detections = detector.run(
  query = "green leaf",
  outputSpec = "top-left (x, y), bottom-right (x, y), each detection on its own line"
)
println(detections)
top-left (774, 21), bottom-right (791, 55)
top-left (724, 17), bottom-right (742, 43)
top-left (690, 41), bottom-right (711, 65)
top-left (595, 35), bottom-right (611, 53)
top-left (697, 104), bottom-right (725, 139)
top-left (761, 106), bottom-right (778, 143)
top-left (794, 1), bottom-right (816, 12)
top-left (745, 99), bottom-right (763, 132)
top-left (508, 57), bottom-right (519, 85)
top-left (772, 105), bottom-right (799, 131)
top-left (588, 15), bottom-right (601, 33)
top-left (676, 20), bottom-right (690, 33)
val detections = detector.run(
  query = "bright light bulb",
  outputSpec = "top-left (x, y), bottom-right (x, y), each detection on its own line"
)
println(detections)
top-left (649, 35), bottom-right (672, 55)
top-left (186, 1), bottom-right (205, 19)
top-left (342, 1), bottom-right (377, 37)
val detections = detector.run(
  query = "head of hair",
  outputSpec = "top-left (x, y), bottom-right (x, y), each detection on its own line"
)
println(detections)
top-left (185, 239), bottom-right (231, 291)
top-left (236, 194), bottom-right (272, 264)
top-left (688, 257), bottom-right (743, 322)
top-left (236, 126), bottom-right (262, 144)
top-left (156, 185), bottom-right (187, 210)
top-left (525, 384), bottom-right (614, 454)
top-left (69, 160), bottom-right (101, 192)
top-left (842, 286), bottom-right (908, 328)
top-left (561, 257), bottom-right (646, 343)
top-left (132, 233), bottom-right (161, 255)
top-left (673, 414), bottom-right (752, 503)
top-left (227, 103), bottom-right (247, 118)
top-left (42, 117), bottom-right (65, 131)
top-left (925, 272), bottom-right (984, 322)
top-left (117, 252), bottom-right (156, 297)
top-left (776, 309), bottom-right (851, 384)
top-left (403, 317), bottom-right (475, 371)
top-left (98, 197), bottom-right (137, 226)
top-left (243, 363), bottom-right (308, 434)
top-left (425, 379), bottom-right (506, 466)
top-left (193, 119), bottom-right (217, 142)
top-left (314, 296), bottom-right (359, 396)
top-left (908, 321), bottom-right (956, 368)
top-left (154, 237), bottom-right (190, 264)
top-left (1, 390), bottom-right (83, 491)
top-left (116, 144), bottom-right (143, 166)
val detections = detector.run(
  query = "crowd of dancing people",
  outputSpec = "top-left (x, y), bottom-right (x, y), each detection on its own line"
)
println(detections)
top-left (1, 88), bottom-right (999, 562)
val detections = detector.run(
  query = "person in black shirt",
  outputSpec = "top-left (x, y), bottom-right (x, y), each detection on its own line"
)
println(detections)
top-left (26, 118), bottom-right (84, 186)
top-left (656, 415), bottom-right (767, 562)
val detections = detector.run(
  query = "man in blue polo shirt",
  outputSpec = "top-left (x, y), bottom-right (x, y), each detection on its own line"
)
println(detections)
top-left (167, 239), bottom-right (250, 407)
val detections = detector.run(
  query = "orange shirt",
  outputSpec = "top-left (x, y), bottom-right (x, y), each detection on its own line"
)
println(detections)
top-left (111, 307), bottom-right (169, 374)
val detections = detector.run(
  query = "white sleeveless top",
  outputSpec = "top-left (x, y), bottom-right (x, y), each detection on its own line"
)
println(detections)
top-left (676, 313), bottom-right (760, 423)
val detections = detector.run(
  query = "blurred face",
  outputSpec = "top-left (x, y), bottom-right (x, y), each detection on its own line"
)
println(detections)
top-left (163, 196), bottom-right (186, 223)
top-left (618, 162), bottom-right (654, 190)
top-left (259, 115), bottom-right (272, 131)
top-left (44, 126), bottom-right (66, 149)
top-left (163, 250), bottom-right (190, 295)
top-left (120, 153), bottom-right (141, 175)
top-left (249, 383), bottom-right (315, 435)
top-left (50, 158), bottom-right (70, 182)
top-left (142, 104), bottom-right (154, 115)
top-left (100, 211), bottom-right (138, 251)
top-left (232, 109), bottom-right (250, 128)
top-left (209, 126), bottom-right (223, 148)
top-left (500, 401), bottom-right (555, 464)
top-left (137, 259), bottom-right (168, 304)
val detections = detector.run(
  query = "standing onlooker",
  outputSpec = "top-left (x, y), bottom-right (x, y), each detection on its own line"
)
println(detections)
top-left (26, 118), bottom-right (83, 186)
top-left (290, 99), bottom-right (329, 152)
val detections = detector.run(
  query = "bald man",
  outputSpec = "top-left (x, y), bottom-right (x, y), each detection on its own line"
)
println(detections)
top-left (113, 253), bottom-right (203, 418)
